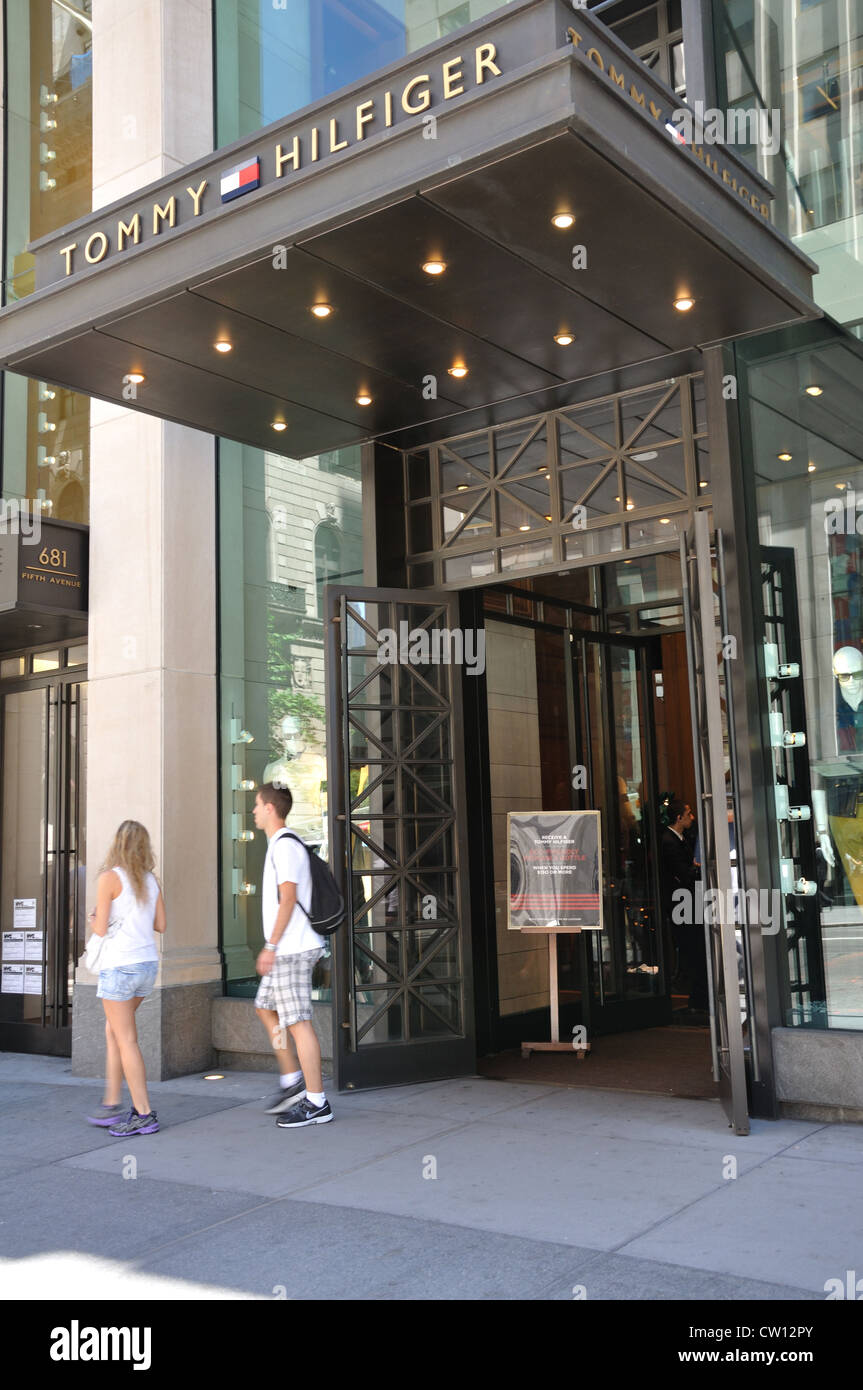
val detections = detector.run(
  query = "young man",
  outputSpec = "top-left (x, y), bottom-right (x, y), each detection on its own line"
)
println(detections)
top-left (661, 799), bottom-right (708, 1018)
top-left (253, 782), bottom-right (333, 1126)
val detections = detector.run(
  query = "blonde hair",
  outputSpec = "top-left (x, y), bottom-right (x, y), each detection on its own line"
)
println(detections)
top-left (102, 820), bottom-right (156, 903)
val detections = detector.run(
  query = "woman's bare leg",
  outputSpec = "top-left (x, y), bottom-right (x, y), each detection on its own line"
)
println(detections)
top-left (101, 998), bottom-right (151, 1115)
top-left (102, 1012), bottom-right (124, 1106)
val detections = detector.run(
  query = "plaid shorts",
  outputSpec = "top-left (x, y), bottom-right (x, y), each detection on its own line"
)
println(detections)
top-left (255, 948), bottom-right (323, 1027)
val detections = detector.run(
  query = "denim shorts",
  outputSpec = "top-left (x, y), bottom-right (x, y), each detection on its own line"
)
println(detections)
top-left (97, 961), bottom-right (158, 1002)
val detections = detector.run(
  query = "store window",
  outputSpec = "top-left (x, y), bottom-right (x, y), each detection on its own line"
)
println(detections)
top-left (218, 440), bottom-right (363, 997)
top-left (2, 0), bottom-right (92, 523)
top-left (214, 0), bottom-right (519, 143)
top-left (738, 323), bottom-right (863, 1030)
top-left (715, 0), bottom-right (863, 326)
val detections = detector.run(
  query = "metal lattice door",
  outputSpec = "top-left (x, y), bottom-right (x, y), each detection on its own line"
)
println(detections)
top-left (325, 586), bottom-right (475, 1089)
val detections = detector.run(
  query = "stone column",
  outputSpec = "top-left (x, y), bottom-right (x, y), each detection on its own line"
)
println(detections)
top-left (73, 0), bottom-right (220, 1078)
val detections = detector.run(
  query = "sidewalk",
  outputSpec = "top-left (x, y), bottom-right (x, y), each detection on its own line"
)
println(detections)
top-left (0, 1052), bottom-right (859, 1301)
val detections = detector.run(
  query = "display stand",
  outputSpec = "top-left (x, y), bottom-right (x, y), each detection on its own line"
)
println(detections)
top-left (521, 930), bottom-right (591, 1060)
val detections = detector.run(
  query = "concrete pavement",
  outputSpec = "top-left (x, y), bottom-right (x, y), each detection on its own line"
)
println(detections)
top-left (0, 1052), bottom-right (859, 1300)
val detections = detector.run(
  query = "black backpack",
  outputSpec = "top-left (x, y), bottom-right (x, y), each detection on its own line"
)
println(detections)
top-left (271, 830), bottom-right (345, 936)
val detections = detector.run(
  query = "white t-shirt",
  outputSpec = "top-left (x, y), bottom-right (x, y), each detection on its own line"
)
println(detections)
top-left (99, 867), bottom-right (159, 969)
top-left (263, 830), bottom-right (324, 956)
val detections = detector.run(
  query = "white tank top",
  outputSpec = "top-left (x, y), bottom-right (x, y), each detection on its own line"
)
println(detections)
top-left (98, 866), bottom-right (159, 969)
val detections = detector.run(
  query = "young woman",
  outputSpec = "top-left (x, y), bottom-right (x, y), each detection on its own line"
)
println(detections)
top-left (85, 821), bottom-right (166, 1136)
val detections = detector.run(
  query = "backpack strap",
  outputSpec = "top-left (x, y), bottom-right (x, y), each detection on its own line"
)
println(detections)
top-left (267, 829), bottom-right (312, 922)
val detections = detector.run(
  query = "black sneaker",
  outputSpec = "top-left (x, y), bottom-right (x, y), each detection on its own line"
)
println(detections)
top-left (263, 1080), bottom-right (306, 1114)
top-left (276, 1096), bottom-right (333, 1128)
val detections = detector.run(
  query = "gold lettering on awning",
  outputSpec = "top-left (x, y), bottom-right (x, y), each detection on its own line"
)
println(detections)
top-left (118, 214), bottom-right (141, 250)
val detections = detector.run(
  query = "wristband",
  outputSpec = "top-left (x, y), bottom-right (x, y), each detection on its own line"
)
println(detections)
top-left (264, 942), bottom-right (277, 951)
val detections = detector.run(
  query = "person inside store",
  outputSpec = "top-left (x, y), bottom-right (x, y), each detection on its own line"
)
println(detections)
top-left (661, 799), bottom-right (709, 1021)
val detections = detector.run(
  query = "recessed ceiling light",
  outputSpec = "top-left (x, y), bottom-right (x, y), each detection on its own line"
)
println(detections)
top-left (659, 517), bottom-right (670, 524)
top-left (808, 463), bottom-right (816, 472)
top-left (699, 480), bottom-right (709, 488)
top-left (214, 340), bottom-right (232, 353)
top-left (544, 514), bottom-right (552, 522)
top-left (673, 297), bottom-right (695, 312)
top-left (272, 420), bottom-right (287, 432)
top-left (632, 451), bottom-right (658, 462)
top-left (422, 260), bottom-right (446, 276)
top-left (555, 333), bottom-right (575, 346)
top-left (626, 501), bottom-right (635, 511)
top-left (311, 304), bottom-right (333, 318)
top-left (805, 385), bottom-right (823, 396)
top-left (448, 365), bottom-right (468, 379)
top-left (778, 452), bottom-right (792, 461)
top-left (552, 213), bottom-right (575, 229)
top-left (356, 393), bottom-right (373, 406)
top-left (127, 371), bottom-right (145, 384)
top-left (538, 465), bottom-right (548, 473)
top-left (456, 484), bottom-right (469, 492)
top-left (203, 1073), bottom-right (224, 1080)
top-left (837, 482), bottom-right (846, 490)
top-left (519, 524), bottom-right (531, 532)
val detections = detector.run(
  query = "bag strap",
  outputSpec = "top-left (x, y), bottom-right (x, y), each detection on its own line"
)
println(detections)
top-left (267, 830), bottom-right (313, 923)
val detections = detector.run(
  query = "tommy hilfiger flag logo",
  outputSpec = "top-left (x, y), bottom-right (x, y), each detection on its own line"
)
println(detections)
top-left (221, 157), bottom-right (261, 202)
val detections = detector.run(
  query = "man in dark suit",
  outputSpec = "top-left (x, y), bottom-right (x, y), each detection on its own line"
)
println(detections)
top-left (661, 799), bottom-right (709, 1016)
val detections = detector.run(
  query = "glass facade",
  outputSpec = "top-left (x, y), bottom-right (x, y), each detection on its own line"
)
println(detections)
top-left (214, 0), bottom-right (518, 143)
top-left (737, 321), bottom-right (863, 1030)
top-left (716, 0), bottom-right (863, 328)
top-left (218, 442), bottom-right (363, 996)
top-left (2, 0), bottom-right (92, 523)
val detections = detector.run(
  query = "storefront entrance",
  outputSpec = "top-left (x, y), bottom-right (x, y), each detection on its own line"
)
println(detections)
top-left (479, 566), bottom-right (692, 1048)
top-left (0, 643), bottom-right (87, 1055)
top-left (327, 383), bottom-right (750, 1131)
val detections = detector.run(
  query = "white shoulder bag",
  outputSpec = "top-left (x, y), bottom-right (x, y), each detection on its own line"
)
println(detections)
top-left (81, 908), bottom-right (125, 973)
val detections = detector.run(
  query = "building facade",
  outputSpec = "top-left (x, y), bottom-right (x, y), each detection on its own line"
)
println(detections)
top-left (0, 0), bottom-right (861, 1130)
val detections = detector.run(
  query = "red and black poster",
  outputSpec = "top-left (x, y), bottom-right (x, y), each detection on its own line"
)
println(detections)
top-left (507, 810), bottom-right (602, 931)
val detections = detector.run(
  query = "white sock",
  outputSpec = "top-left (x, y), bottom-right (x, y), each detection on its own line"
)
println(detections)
top-left (306, 1091), bottom-right (325, 1108)
top-left (281, 1071), bottom-right (303, 1087)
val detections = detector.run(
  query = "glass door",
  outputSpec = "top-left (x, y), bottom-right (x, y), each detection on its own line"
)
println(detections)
top-left (572, 631), bottom-right (670, 1031)
top-left (0, 675), bottom-right (86, 1054)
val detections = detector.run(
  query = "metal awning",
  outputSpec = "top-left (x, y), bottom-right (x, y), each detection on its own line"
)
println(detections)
top-left (0, 0), bottom-right (818, 459)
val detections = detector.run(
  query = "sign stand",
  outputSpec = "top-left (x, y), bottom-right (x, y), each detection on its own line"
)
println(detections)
top-left (521, 931), bottom-right (590, 1061)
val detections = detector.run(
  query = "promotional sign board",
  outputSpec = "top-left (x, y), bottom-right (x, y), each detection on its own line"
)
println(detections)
top-left (508, 810), bottom-right (602, 931)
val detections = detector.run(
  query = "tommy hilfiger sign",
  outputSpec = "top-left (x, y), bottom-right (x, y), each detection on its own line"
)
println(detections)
top-left (55, 43), bottom-right (504, 278)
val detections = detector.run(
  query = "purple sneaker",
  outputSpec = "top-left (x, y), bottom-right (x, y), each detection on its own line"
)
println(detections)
top-left (86, 1103), bottom-right (126, 1128)
top-left (108, 1109), bottom-right (160, 1137)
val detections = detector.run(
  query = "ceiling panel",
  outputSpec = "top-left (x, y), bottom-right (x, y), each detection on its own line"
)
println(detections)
top-left (422, 133), bottom-right (797, 349)
top-left (300, 190), bottom-right (669, 374)
top-left (104, 290), bottom-right (460, 434)
top-left (15, 330), bottom-right (369, 457)
top-left (193, 247), bottom-right (566, 407)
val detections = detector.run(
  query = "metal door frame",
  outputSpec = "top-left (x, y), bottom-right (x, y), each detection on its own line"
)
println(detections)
top-left (0, 669), bottom-right (85, 1055)
top-left (571, 627), bottom-right (671, 1032)
top-left (681, 511), bottom-right (750, 1134)
top-left (325, 584), bottom-right (475, 1090)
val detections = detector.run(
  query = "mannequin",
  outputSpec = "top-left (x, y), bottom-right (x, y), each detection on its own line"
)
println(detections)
top-left (811, 647), bottom-right (863, 907)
